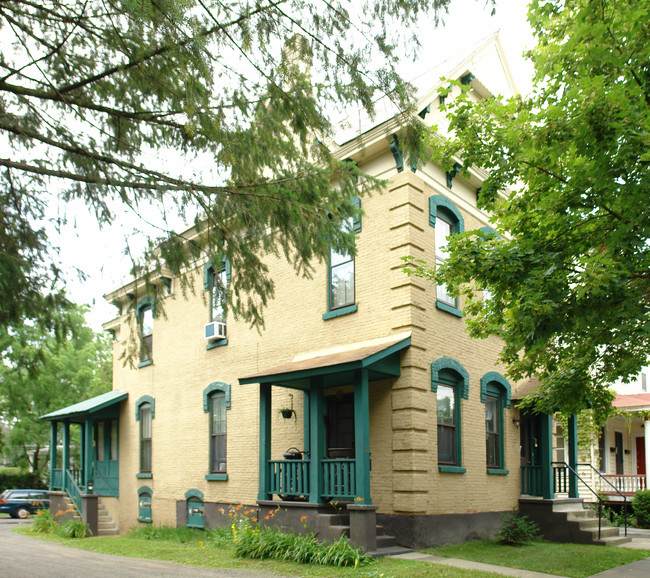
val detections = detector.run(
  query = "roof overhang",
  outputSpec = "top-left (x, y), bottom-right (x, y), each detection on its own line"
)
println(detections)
top-left (41, 390), bottom-right (128, 422)
top-left (239, 333), bottom-right (411, 389)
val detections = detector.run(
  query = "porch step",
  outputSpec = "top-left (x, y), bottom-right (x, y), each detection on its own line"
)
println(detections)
top-left (62, 497), bottom-right (81, 520)
top-left (96, 498), bottom-right (118, 536)
top-left (370, 544), bottom-right (414, 558)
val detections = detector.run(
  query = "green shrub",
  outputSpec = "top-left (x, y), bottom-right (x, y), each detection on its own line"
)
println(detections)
top-left (31, 509), bottom-right (57, 534)
top-left (58, 519), bottom-right (91, 539)
top-left (233, 527), bottom-right (372, 568)
top-left (602, 505), bottom-right (633, 528)
top-left (496, 509), bottom-right (540, 545)
top-left (632, 490), bottom-right (650, 529)
top-left (0, 470), bottom-right (45, 494)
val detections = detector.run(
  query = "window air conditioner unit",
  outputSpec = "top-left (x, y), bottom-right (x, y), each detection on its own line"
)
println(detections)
top-left (205, 321), bottom-right (226, 340)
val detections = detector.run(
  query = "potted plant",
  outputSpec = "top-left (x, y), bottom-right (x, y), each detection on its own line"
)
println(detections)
top-left (278, 393), bottom-right (297, 421)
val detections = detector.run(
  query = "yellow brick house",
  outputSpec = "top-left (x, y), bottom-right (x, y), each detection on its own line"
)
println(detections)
top-left (43, 35), bottom-right (596, 550)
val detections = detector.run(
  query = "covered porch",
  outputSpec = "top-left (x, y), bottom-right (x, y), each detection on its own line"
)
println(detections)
top-left (239, 334), bottom-right (410, 507)
top-left (41, 390), bottom-right (128, 512)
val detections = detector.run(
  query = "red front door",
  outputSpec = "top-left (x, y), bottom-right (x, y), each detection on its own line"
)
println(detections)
top-left (636, 437), bottom-right (646, 475)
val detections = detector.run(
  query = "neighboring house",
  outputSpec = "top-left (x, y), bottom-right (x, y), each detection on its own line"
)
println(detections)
top-left (590, 368), bottom-right (650, 503)
top-left (42, 35), bottom-right (616, 549)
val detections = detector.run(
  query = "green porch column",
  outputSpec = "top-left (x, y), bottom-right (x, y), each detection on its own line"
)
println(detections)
top-left (303, 391), bottom-right (311, 452)
top-left (308, 377), bottom-right (325, 503)
top-left (84, 418), bottom-right (94, 491)
top-left (568, 414), bottom-right (579, 498)
top-left (49, 421), bottom-right (57, 490)
top-left (354, 369), bottom-right (372, 504)
top-left (62, 421), bottom-right (71, 473)
top-left (540, 414), bottom-right (554, 500)
top-left (258, 383), bottom-right (272, 501)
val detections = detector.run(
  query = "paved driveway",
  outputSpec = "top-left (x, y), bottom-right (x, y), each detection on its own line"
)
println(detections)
top-left (0, 518), bottom-right (278, 577)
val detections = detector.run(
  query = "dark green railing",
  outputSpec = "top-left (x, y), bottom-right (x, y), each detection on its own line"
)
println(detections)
top-left (322, 458), bottom-right (356, 500)
top-left (268, 459), bottom-right (310, 499)
top-left (521, 465), bottom-right (543, 496)
top-left (64, 468), bottom-right (83, 514)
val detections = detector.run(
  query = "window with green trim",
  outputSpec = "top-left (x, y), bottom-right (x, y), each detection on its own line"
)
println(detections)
top-left (435, 214), bottom-right (455, 306)
top-left (208, 265), bottom-right (228, 324)
top-left (210, 392), bottom-right (227, 473)
top-left (137, 487), bottom-right (152, 523)
top-left (482, 378), bottom-right (509, 472)
top-left (437, 379), bottom-right (460, 465)
top-left (138, 303), bottom-right (153, 363)
top-left (137, 401), bottom-right (153, 474)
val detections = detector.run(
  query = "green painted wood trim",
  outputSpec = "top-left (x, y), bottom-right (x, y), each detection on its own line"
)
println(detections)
top-left (480, 372), bottom-right (511, 407)
top-left (206, 338), bottom-right (228, 350)
top-left (136, 296), bottom-right (155, 318)
top-left (203, 259), bottom-right (231, 291)
top-left (137, 360), bottom-right (153, 368)
top-left (136, 473), bottom-right (152, 479)
top-left (568, 415), bottom-right (579, 498)
top-left (303, 391), bottom-right (311, 459)
top-left (308, 377), bottom-right (325, 503)
top-left (258, 383), bottom-right (272, 501)
top-left (460, 72), bottom-right (475, 85)
top-left (429, 195), bottom-right (465, 232)
top-left (206, 473), bottom-right (228, 481)
top-left (540, 414), bottom-right (554, 499)
top-left (322, 304), bottom-right (357, 320)
top-left (354, 369), bottom-right (372, 505)
top-left (418, 103), bottom-right (431, 119)
top-left (436, 300), bottom-right (463, 317)
top-left (203, 382), bottom-right (231, 412)
top-left (479, 226), bottom-right (500, 239)
top-left (389, 134), bottom-right (404, 172)
top-left (138, 518), bottom-right (153, 523)
top-left (138, 485), bottom-right (153, 495)
top-left (438, 465), bottom-right (466, 474)
top-left (487, 469), bottom-right (509, 475)
top-left (430, 358), bottom-right (469, 398)
top-left (184, 489), bottom-right (204, 501)
top-left (445, 162), bottom-right (462, 189)
top-left (62, 421), bottom-right (70, 471)
top-left (49, 422), bottom-right (57, 490)
top-left (84, 418), bottom-right (94, 496)
top-left (135, 395), bottom-right (155, 420)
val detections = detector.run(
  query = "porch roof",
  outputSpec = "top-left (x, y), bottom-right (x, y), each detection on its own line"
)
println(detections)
top-left (41, 390), bottom-right (128, 422)
top-left (239, 333), bottom-right (411, 388)
top-left (613, 392), bottom-right (650, 411)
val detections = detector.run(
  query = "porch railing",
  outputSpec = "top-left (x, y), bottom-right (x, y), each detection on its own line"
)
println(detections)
top-left (521, 464), bottom-right (543, 496)
top-left (322, 458), bottom-right (356, 501)
top-left (599, 474), bottom-right (646, 495)
top-left (268, 459), bottom-right (310, 498)
top-left (64, 468), bottom-right (83, 514)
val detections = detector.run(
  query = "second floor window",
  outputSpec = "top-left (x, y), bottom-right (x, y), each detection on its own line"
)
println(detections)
top-left (329, 217), bottom-right (355, 310)
top-left (435, 216), bottom-right (455, 306)
top-left (210, 266), bottom-right (228, 323)
top-left (140, 305), bottom-right (153, 362)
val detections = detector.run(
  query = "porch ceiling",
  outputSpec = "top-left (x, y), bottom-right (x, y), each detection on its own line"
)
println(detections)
top-left (40, 390), bottom-right (128, 423)
top-left (239, 334), bottom-right (411, 389)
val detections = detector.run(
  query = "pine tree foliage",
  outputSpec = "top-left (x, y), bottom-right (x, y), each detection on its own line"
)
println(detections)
top-left (406, 0), bottom-right (649, 417)
top-left (0, 0), bottom-right (455, 331)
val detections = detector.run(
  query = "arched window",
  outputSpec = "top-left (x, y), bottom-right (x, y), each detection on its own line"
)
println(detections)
top-left (429, 196), bottom-right (464, 317)
top-left (136, 396), bottom-right (154, 476)
top-left (203, 260), bottom-right (230, 347)
top-left (431, 358), bottom-right (469, 473)
top-left (136, 297), bottom-right (154, 365)
top-left (480, 372), bottom-right (511, 473)
top-left (185, 489), bottom-right (205, 529)
top-left (137, 486), bottom-right (152, 523)
top-left (203, 382), bottom-right (230, 479)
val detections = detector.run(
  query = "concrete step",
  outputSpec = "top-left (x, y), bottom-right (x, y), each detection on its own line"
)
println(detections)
top-left (376, 534), bottom-right (397, 549)
top-left (370, 545), bottom-right (413, 558)
top-left (328, 524), bottom-right (350, 537)
top-left (594, 535), bottom-right (632, 546)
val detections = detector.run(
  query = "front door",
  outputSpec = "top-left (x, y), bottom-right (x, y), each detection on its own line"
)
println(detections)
top-left (94, 419), bottom-right (119, 496)
top-left (326, 394), bottom-right (355, 458)
top-left (637, 437), bottom-right (646, 475)
top-left (615, 431), bottom-right (624, 475)
top-left (520, 412), bottom-right (543, 496)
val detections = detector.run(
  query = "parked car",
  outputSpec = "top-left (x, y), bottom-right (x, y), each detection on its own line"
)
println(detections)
top-left (0, 489), bottom-right (49, 518)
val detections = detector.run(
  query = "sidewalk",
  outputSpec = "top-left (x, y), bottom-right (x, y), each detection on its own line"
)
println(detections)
top-left (392, 529), bottom-right (650, 578)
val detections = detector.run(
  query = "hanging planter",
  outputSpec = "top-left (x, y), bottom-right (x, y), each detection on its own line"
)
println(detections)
top-left (278, 393), bottom-right (297, 421)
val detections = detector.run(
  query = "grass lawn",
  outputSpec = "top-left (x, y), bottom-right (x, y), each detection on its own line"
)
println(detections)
top-left (17, 528), bottom-right (500, 577)
top-left (428, 540), bottom-right (650, 578)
